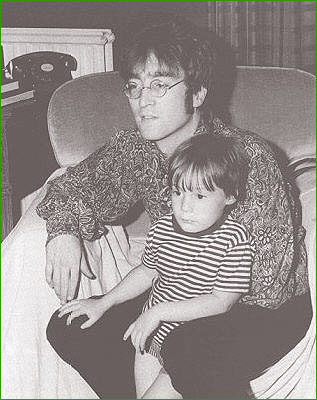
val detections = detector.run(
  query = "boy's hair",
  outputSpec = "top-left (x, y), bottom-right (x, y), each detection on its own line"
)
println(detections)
top-left (168, 134), bottom-right (249, 202)
top-left (119, 16), bottom-right (216, 117)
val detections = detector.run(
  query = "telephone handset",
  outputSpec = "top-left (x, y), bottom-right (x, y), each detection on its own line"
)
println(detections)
top-left (6, 51), bottom-right (77, 98)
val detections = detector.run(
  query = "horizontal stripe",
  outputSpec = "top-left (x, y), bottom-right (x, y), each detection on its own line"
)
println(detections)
top-left (142, 214), bottom-right (255, 346)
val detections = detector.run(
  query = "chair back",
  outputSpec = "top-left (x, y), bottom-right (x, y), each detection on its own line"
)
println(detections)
top-left (48, 67), bottom-right (316, 168)
top-left (47, 66), bottom-right (316, 237)
top-left (229, 66), bottom-right (316, 162)
top-left (48, 71), bottom-right (135, 167)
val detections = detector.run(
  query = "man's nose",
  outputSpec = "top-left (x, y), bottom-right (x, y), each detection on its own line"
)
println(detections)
top-left (139, 87), bottom-right (155, 107)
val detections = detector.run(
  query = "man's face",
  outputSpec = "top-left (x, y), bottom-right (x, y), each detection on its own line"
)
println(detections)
top-left (127, 55), bottom-right (196, 149)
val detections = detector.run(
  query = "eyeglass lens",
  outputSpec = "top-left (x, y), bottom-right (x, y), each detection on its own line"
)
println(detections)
top-left (124, 79), bottom-right (184, 99)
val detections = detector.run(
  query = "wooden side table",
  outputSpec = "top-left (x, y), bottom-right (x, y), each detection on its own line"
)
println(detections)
top-left (1, 104), bottom-right (16, 240)
top-left (1, 98), bottom-right (59, 240)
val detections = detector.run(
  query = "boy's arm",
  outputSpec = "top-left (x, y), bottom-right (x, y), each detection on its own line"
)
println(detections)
top-left (104, 263), bottom-right (157, 307)
top-left (152, 290), bottom-right (241, 322)
top-left (125, 237), bottom-right (254, 352)
top-left (124, 290), bottom-right (241, 352)
top-left (59, 263), bottom-right (157, 329)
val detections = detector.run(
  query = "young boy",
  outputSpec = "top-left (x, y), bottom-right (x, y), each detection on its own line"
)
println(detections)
top-left (58, 133), bottom-right (255, 398)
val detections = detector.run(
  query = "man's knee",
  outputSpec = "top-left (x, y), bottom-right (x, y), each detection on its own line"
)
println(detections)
top-left (46, 309), bottom-right (88, 365)
top-left (161, 315), bottom-right (239, 395)
top-left (163, 314), bottom-right (233, 361)
top-left (161, 319), bottom-right (207, 394)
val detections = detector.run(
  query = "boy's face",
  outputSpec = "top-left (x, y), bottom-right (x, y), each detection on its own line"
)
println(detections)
top-left (127, 55), bottom-right (196, 152)
top-left (171, 185), bottom-right (235, 233)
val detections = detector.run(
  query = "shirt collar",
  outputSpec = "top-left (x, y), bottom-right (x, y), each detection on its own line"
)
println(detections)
top-left (193, 117), bottom-right (225, 136)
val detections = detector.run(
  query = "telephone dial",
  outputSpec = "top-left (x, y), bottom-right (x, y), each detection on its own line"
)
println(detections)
top-left (6, 51), bottom-right (77, 99)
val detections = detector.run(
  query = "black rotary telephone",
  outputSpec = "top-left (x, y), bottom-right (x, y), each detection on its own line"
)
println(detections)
top-left (5, 51), bottom-right (77, 99)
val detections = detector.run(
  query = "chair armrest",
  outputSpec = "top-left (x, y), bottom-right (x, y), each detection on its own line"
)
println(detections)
top-left (20, 168), bottom-right (68, 216)
top-left (288, 155), bottom-right (316, 179)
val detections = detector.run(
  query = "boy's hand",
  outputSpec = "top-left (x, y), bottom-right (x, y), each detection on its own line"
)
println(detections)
top-left (58, 297), bottom-right (108, 329)
top-left (123, 308), bottom-right (160, 353)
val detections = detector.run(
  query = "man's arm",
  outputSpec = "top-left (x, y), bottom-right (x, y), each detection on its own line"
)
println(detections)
top-left (37, 129), bottom-right (142, 303)
top-left (230, 130), bottom-right (299, 307)
top-left (37, 130), bottom-right (140, 243)
top-left (45, 235), bottom-right (94, 303)
top-left (152, 290), bottom-right (241, 322)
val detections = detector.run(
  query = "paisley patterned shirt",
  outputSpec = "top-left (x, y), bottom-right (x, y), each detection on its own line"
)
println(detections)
top-left (36, 118), bottom-right (309, 309)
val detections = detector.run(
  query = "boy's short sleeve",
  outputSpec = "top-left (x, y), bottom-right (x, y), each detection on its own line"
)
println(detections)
top-left (214, 240), bottom-right (255, 293)
top-left (141, 224), bottom-right (158, 269)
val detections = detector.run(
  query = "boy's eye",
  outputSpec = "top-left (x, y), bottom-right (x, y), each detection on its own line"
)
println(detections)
top-left (197, 194), bottom-right (205, 199)
top-left (172, 189), bottom-right (181, 196)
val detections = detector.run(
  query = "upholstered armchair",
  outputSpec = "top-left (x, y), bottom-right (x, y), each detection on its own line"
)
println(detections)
top-left (46, 66), bottom-right (316, 231)
top-left (46, 66), bottom-right (317, 398)
top-left (3, 67), bottom-right (315, 399)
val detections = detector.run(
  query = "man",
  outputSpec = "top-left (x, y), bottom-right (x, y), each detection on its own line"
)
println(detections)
top-left (41, 16), bottom-right (312, 398)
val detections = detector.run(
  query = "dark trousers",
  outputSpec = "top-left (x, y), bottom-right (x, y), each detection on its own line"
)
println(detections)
top-left (47, 291), bottom-right (149, 399)
top-left (162, 293), bottom-right (312, 398)
top-left (47, 292), bottom-right (312, 399)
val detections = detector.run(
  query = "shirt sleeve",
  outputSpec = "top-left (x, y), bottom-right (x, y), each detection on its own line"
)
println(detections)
top-left (141, 223), bottom-right (157, 269)
top-left (214, 239), bottom-right (255, 293)
top-left (229, 131), bottom-right (306, 306)
top-left (36, 129), bottom-right (142, 243)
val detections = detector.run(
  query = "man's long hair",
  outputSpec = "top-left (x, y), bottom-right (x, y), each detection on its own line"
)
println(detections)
top-left (119, 16), bottom-right (216, 118)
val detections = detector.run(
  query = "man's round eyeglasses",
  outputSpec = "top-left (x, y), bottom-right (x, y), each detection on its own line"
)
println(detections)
top-left (123, 79), bottom-right (184, 99)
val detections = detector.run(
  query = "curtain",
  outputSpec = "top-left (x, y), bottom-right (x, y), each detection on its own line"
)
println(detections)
top-left (207, 1), bottom-right (316, 74)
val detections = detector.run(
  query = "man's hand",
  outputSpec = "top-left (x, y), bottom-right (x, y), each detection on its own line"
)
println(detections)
top-left (123, 308), bottom-right (160, 353)
top-left (58, 297), bottom-right (109, 328)
top-left (46, 235), bottom-right (95, 304)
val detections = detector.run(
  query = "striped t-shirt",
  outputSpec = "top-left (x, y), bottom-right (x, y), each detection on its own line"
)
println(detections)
top-left (142, 213), bottom-right (255, 350)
